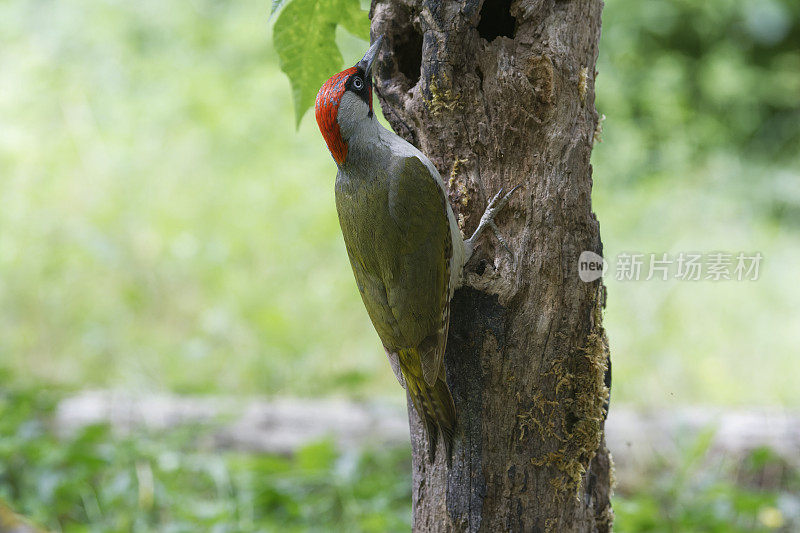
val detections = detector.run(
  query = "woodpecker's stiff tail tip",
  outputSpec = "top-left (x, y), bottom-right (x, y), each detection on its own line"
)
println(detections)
top-left (434, 376), bottom-right (456, 466)
top-left (441, 420), bottom-right (455, 467)
top-left (422, 393), bottom-right (456, 465)
top-left (423, 415), bottom-right (439, 462)
top-left (405, 370), bottom-right (457, 466)
top-left (422, 406), bottom-right (455, 466)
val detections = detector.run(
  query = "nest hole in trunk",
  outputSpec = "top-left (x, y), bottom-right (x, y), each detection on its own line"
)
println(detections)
top-left (477, 0), bottom-right (517, 42)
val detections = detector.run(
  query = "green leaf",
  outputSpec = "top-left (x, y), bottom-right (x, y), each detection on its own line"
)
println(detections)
top-left (273, 0), bottom-right (369, 126)
top-left (339, 3), bottom-right (370, 40)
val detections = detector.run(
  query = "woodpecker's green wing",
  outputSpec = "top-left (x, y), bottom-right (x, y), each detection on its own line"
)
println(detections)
top-left (385, 155), bottom-right (452, 387)
top-left (336, 155), bottom-right (452, 387)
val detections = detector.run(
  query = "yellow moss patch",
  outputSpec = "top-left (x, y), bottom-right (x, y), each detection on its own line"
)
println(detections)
top-left (447, 157), bottom-right (470, 207)
top-left (578, 66), bottom-right (589, 105)
top-left (426, 77), bottom-right (461, 116)
top-left (517, 391), bottom-right (562, 442)
top-left (524, 286), bottom-right (611, 500)
top-left (449, 157), bottom-right (467, 181)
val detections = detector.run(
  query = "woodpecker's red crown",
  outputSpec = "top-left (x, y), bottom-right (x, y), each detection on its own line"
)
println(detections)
top-left (315, 67), bottom-right (359, 165)
top-left (315, 37), bottom-right (383, 165)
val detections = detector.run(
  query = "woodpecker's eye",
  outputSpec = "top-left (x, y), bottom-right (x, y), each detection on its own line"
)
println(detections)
top-left (352, 76), bottom-right (364, 90)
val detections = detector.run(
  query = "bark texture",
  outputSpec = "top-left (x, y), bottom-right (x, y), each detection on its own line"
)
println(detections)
top-left (369, 0), bottom-right (612, 530)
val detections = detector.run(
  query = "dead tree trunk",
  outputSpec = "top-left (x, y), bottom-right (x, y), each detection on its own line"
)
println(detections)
top-left (370, 0), bottom-right (611, 530)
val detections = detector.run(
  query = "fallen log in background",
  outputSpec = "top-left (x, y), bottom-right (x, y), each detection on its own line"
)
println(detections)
top-left (55, 391), bottom-right (800, 484)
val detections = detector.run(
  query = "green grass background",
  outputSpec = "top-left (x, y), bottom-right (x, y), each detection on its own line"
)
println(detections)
top-left (2, 388), bottom-right (798, 532)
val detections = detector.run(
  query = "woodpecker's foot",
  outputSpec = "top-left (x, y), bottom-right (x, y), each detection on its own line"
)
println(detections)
top-left (464, 185), bottom-right (521, 262)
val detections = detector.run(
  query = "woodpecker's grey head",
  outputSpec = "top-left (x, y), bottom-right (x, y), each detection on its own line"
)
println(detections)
top-left (315, 36), bottom-right (383, 165)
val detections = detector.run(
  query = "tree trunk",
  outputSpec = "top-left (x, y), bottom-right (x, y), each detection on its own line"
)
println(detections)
top-left (370, 0), bottom-right (612, 530)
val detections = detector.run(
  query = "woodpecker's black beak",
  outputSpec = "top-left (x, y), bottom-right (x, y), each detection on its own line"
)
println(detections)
top-left (357, 35), bottom-right (383, 77)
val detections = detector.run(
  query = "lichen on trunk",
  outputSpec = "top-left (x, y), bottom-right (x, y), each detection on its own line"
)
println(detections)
top-left (370, 0), bottom-right (612, 530)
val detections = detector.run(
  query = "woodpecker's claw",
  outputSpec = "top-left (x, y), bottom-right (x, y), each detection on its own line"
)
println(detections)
top-left (464, 184), bottom-right (521, 262)
top-left (486, 185), bottom-right (520, 218)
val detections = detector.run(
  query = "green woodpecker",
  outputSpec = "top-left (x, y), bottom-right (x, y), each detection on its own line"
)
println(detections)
top-left (315, 37), bottom-right (515, 462)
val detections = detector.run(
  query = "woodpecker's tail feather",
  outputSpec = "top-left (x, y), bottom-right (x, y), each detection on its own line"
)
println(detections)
top-left (399, 349), bottom-right (456, 464)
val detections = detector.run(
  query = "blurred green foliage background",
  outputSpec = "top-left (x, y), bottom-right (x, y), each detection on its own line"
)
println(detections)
top-left (1, 0), bottom-right (799, 530)
top-left (1, 0), bottom-right (799, 405)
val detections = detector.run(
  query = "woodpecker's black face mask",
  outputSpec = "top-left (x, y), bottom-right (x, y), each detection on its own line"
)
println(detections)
top-left (345, 69), bottom-right (373, 115)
